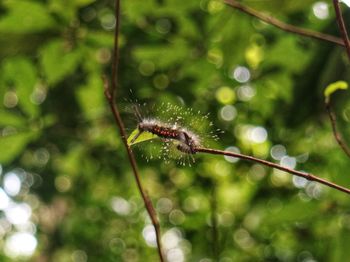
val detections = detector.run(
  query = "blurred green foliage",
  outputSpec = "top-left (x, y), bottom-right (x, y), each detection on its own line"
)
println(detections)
top-left (1, 0), bottom-right (350, 261)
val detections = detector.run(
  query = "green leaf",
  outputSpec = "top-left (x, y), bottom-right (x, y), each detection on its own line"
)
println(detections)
top-left (76, 73), bottom-right (105, 120)
top-left (265, 36), bottom-right (311, 74)
top-left (2, 57), bottom-right (39, 117)
top-left (49, 0), bottom-right (96, 22)
top-left (0, 131), bottom-right (38, 164)
top-left (133, 39), bottom-right (190, 69)
top-left (0, 110), bottom-right (26, 127)
top-left (0, 1), bottom-right (55, 33)
top-left (86, 31), bottom-right (115, 47)
top-left (40, 40), bottom-right (83, 85)
top-left (324, 81), bottom-right (348, 103)
top-left (127, 128), bottom-right (158, 146)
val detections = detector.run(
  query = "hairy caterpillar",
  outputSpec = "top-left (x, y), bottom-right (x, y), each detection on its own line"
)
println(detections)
top-left (130, 105), bottom-right (201, 154)
top-left (127, 102), bottom-right (220, 165)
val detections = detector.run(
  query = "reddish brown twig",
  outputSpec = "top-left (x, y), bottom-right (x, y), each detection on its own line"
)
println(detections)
top-left (332, 0), bottom-right (350, 60)
top-left (224, 0), bottom-right (345, 47)
top-left (104, 0), bottom-right (164, 261)
top-left (195, 147), bottom-right (350, 195)
top-left (325, 101), bottom-right (350, 159)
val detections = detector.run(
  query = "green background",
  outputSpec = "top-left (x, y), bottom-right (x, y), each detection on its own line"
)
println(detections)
top-left (0, 0), bottom-right (350, 261)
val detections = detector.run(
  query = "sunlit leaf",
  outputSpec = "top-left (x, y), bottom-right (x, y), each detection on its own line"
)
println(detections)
top-left (324, 81), bottom-right (348, 103)
top-left (40, 40), bottom-right (83, 85)
top-left (127, 128), bottom-right (158, 146)
top-left (133, 39), bottom-right (190, 69)
top-left (49, 0), bottom-right (96, 22)
top-left (0, 110), bottom-right (26, 127)
top-left (0, 131), bottom-right (38, 164)
top-left (2, 57), bottom-right (39, 117)
top-left (0, 1), bottom-right (55, 33)
top-left (76, 73), bottom-right (105, 120)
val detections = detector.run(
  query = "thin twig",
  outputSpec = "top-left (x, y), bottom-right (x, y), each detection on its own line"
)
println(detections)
top-left (224, 0), bottom-right (345, 47)
top-left (195, 147), bottom-right (350, 195)
top-left (103, 83), bottom-right (165, 261)
top-left (325, 101), bottom-right (350, 158)
top-left (104, 0), bottom-right (164, 261)
top-left (332, 0), bottom-right (350, 60)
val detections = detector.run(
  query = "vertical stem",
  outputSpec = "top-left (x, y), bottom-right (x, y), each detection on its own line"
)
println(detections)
top-left (333, 0), bottom-right (350, 60)
top-left (105, 0), bottom-right (164, 261)
top-left (325, 102), bottom-right (350, 159)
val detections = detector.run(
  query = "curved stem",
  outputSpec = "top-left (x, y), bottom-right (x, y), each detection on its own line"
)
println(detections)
top-left (104, 0), bottom-right (164, 261)
top-left (325, 101), bottom-right (350, 159)
top-left (332, 0), bottom-right (350, 60)
top-left (195, 147), bottom-right (350, 195)
top-left (224, 0), bottom-right (345, 47)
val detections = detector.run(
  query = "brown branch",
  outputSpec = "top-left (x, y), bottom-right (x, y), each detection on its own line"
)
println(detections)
top-left (224, 0), bottom-right (345, 47)
top-left (104, 0), bottom-right (164, 261)
top-left (325, 101), bottom-right (350, 159)
top-left (195, 147), bottom-right (350, 195)
top-left (332, 0), bottom-right (350, 60)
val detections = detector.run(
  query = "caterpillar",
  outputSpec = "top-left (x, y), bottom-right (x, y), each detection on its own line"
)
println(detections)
top-left (130, 105), bottom-right (201, 154)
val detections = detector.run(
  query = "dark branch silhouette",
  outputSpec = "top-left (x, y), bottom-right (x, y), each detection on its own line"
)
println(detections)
top-left (103, 0), bottom-right (164, 261)
top-left (195, 147), bottom-right (350, 195)
top-left (224, 0), bottom-right (345, 47)
top-left (332, 0), bottom-right (350, 60)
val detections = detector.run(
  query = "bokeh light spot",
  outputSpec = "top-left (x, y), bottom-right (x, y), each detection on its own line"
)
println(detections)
top-left (215, 86), bottom-right (236, 104)
top-left (208, 0), bottom-right (224, 13)
top-left (142, 225), bottom-right (157, 247)
top-left (139, 61), bottom-right (155, 76)
top-left (233, 228), bottom-right (255, 250)
top-left (270, 144), bottom-right (287, 160)
top-left (169, 209), bottom-right (185, 225)
top-left (4, 91), bottom-right (18, 108)
top-left (167, 248), bottom-right (185, 262)
top-left (0, 188), bottom-right (10, 210)
top-left (280, 156), bottom-right (296, 169)
top-left (111, 196), bottom-right (131, 216)
top-left (30, 84), bottom-right (47, 105)
top-left (72, 250), bottom-right (88, 262)
top-left (162, 228), bottom-right (182, 250)
top-left (34, 148), bottom-right (50, 167)
top-left (55, 176), bottom-right (71, 193)
top-left (237, 85), bottom-right (256, 101)
top-left (249, 126), bottom-right (267, 143)
top-left (156, 198), bottom-right (173, 214)
top-left (312, 2), bottom-right (329, 20)
top-left (245, 44), bottom-right (264, 69)
top-left (293, 176), bottom-right (308, 188)
top-left (231, 66), bottom-right (250, 83)
top-left (100, 12), bottom-right (115, 30)
top-left (4, 172), bottom-right (21, 196)
top-left (153, 74), bottom-right (169, 89)
top-left (95, 48), bottom-right (111, 64)
top-left (219, 105), bottom-right (237, 122)
top-left (4, 232), bottom-right (37, 258)
top-left (224, 146), bottom-right (240, 163)
top-left (5, 203), bottom-right (32, 225)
